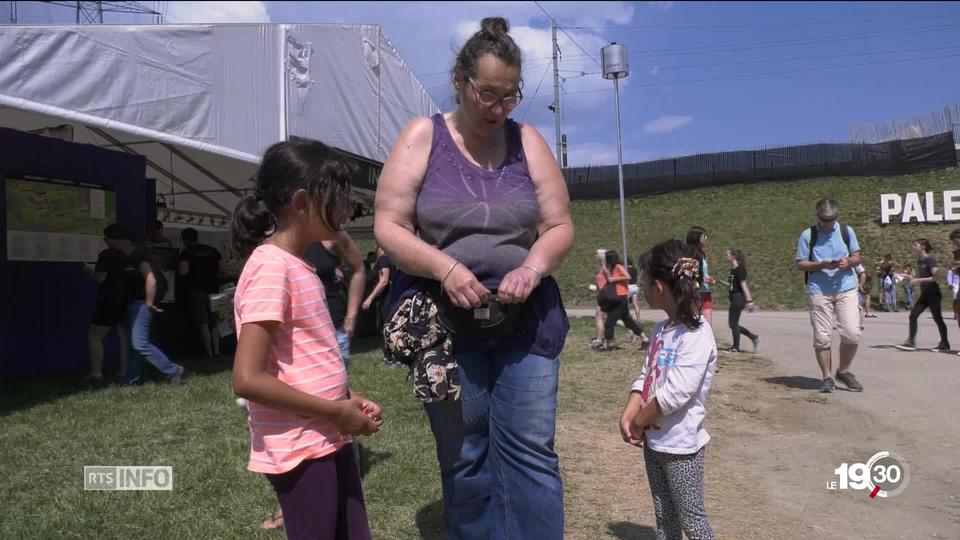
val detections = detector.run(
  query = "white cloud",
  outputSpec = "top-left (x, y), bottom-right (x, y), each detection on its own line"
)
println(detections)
top-left (643, 115), bottom-right (693, 134)
top-left (649, 65), bottom-right (660, 76)
top-left (647, 1), bottom-right (675, 10)
top-left (565, 141), bottom-right (663, 167)
top-left (165, 1), bottom-right (269, 23)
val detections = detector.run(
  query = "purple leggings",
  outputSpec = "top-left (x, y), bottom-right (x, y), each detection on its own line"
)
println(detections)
top-left (265, 445), bottom-right (371, 540)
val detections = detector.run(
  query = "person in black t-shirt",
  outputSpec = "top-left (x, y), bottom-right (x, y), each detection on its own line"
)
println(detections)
top-left (82, 226), bottom-right (131, 379)
top-left (364, 251), bottom-right (377, 276)
top-left (362, 247), bottom-right (394, 318)
top-left (117, 225), bottom-right (183, 385)
top-left (897, 238), bottom-right (950, 351)
top-left (178, 228), bottom-right (224, 358)
top-left (724, 249), bottom-right (760, 353)
top-left (362, 247), bottom-right (401, 367)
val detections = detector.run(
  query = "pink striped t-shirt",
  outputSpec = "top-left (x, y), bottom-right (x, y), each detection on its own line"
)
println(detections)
top-left (234, 243), bottom-right (350, 474)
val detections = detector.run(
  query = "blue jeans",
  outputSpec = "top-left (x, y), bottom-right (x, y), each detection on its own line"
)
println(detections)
top-left (121, 301), bottom-right (181, 384)
top-left (425, 346), bottom-right (563, 540)
top-left (336, 328), bottom-right (351, 371)
top-left (882, 286), bottom-right (898, 312)
top-left (903, 285), bottom-right (915, 309)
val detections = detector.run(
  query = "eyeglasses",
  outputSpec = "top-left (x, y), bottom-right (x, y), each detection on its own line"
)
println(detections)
top-left (467, 78), bottom-right (522, 110)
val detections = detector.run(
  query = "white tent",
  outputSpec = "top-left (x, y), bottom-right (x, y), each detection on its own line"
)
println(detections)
top-left (0, 23), bottom-right (439, 232)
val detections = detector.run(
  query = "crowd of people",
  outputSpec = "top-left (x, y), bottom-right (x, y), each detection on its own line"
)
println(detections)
top-left (83, 222), bottom-right (227, 385)
top-left (77, 15), bottom-right (957, 540)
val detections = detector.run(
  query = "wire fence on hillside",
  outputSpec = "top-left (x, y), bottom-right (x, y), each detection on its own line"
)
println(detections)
top-left (562, 132), bottom-right (957, 200)
top-left (849, 102), bottom-right (960, 144)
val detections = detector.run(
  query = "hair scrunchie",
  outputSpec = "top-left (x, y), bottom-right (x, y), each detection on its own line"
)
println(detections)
top-left (672, 257), bottom-right (701, 282)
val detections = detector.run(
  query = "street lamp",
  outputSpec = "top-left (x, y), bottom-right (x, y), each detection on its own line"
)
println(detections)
top-left (602, 42), bottom-right (630, 267)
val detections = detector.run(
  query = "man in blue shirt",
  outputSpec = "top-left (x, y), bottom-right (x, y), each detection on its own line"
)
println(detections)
top-left (795, 198), bottom-right (864, 393)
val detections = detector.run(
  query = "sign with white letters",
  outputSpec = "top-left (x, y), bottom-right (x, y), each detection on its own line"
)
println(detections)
top-left (880, 190), bottom-right (960, 224)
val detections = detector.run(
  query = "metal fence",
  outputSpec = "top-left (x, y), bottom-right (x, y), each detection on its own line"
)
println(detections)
top-left (562, 132), bottom-right (957, 200)
top-left (849, 103), bottom-right (960, 144)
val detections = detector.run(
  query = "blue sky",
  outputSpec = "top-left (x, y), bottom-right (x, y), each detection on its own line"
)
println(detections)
top-left (7, 1), bottom-right (960, 166)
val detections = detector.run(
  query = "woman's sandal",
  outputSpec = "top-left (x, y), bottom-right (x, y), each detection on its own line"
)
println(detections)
top-left (262, 509), bottom-right (284, 530)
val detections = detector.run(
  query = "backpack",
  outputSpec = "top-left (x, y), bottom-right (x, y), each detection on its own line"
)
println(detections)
top-left (804, 223), bottom-right (852, 285)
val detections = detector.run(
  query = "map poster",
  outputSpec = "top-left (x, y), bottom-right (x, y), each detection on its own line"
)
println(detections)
top-left (5, 173), bottom-right (118, 263)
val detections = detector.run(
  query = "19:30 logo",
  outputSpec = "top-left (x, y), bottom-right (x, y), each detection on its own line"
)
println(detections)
top-left (827, 451), bottom-right (910, 498)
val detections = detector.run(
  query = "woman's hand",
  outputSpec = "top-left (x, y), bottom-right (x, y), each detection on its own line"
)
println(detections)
top-left (443, 264), bottom-right (490, 309)
top-left (497, 266), bottom-right (541, 304)
top-left (704, 276), bottom-right (717, 286)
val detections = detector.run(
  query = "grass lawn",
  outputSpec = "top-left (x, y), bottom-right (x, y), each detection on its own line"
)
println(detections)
top-left (0, 317), bottom-right (658, 539)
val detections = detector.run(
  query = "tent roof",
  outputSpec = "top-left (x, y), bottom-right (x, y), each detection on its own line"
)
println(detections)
top-left (0, 23), bottom-right (438, 220)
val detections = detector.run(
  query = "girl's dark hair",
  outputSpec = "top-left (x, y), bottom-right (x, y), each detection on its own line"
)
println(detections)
top-left (685, 225), bottom-right (707, 259)
top-left (950, 228), bottom-right (960, 240)
top-left (915, 238), bottom-right (933, 253)
top-left (181, 227), bottom-right (199, 244)
top-left (627, 257), bottom-right (638, 285)
top-left (639, 240), bottom-right (703, 329)
top-left (605, 250), bottom-right (622, 268)
top-left (451, 17), bottom-right (523, 104)
top-left (729, 249), bottom-right (746, 270)
top-left (232, 139), bottom-right (356, 257)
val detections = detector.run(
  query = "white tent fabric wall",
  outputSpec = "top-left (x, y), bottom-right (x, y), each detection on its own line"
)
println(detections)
top-left (0, 23), bottom-right (438, 219)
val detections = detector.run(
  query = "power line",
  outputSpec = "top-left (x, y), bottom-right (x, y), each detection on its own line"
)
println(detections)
top-left (533, 0), bottom-right (602, 67)
top-left (565, 12), bottom-right (960, 30)
top-left (539, 50), bottom-right (960, 99)
top-left (557, 21), bottom-right (960, 62)
top-left (520, 61), bottom-right (554, 122)
top-left (640, 43), bottom-right (960, 73)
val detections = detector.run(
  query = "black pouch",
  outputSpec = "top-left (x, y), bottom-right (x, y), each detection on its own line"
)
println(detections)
top-left (434, 287), bottom-right (524, 340)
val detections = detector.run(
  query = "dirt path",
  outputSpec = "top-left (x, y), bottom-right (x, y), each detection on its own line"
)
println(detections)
top-left (558, 310), bottom-right (960, 539)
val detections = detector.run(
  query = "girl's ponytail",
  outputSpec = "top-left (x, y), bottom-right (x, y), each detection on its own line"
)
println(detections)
top-left (231, 194), bottom-right (276, 257)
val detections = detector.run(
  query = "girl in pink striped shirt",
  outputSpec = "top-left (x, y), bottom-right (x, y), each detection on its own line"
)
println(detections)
top-left (231, 139), bottom-right (383, 540)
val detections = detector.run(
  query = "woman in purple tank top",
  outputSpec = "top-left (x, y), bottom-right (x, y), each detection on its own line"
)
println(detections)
top-left (374, 16), bottom-right (574, 540)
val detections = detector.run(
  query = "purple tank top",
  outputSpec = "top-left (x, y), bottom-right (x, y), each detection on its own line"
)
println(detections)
top-left (416, 114), bottom-right (539, 287)
top-left (395, 114), bottom-right (569, 357)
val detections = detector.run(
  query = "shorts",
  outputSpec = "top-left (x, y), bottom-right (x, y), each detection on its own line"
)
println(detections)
top-left (809, 289), bottom-right (861, 349)
top-left (91, 300), bottom-right (125, 327)
top-left (699, 292), bottom-right (714, 311)
top-left (628, 284), bottom-right (640, 299)
top-left (187, 289), bottom-right (219, 327)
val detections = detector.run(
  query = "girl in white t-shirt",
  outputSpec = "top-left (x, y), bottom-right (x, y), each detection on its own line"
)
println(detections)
top-left (619, 239), bottom-right (717, 540)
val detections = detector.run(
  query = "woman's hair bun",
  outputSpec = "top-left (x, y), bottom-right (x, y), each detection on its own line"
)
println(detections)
top-left (481, 17), bottom-right (509, 36)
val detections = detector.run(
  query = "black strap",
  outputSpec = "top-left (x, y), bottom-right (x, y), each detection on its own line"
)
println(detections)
top-left (805, 223), bottom-right (852, 285)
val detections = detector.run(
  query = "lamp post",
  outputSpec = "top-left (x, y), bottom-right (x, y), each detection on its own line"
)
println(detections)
top-left (602, 42), bottom-right (630, 266)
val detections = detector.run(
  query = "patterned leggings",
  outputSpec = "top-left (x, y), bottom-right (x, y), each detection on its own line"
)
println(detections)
top-left (644, 445), bottom-right (715, 540)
